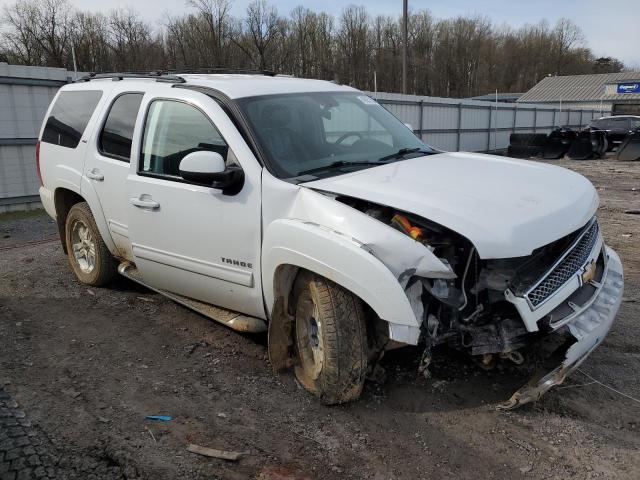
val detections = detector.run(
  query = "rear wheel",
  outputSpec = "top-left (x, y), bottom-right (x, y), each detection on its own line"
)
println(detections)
top-left (292, 271), bottom-right (368, 404)
top-left (64, 202), bottom-right (117, 286)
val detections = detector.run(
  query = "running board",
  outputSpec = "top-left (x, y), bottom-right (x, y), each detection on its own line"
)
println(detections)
top-left (117, 262), bottom-right (267, 333)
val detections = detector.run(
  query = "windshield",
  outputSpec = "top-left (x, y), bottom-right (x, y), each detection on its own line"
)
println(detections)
top-left (236, 92), bottom-right (435, 179)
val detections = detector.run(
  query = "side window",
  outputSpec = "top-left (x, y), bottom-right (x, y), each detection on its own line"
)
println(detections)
top-left (631, 119), bottom-right (640, 130)
top-left (41, 90), bottom-right (103, 148)
top-left (99, 93), bottom-right (144, 161)
top-left (140, 100), bottom-right (228, 178)
top-left (609, 117), bottom-right (630, 130)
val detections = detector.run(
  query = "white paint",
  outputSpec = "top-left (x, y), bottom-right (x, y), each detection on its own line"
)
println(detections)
top-left (179, 151), bottom-right (225, 174)
top-left (305, 151), bottom-right (599, 259)
top-left (38, 77), bottom-right (622, 353)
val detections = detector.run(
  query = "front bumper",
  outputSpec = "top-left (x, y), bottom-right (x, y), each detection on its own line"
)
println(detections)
top-left (500, 245), bottom-right (624, 409)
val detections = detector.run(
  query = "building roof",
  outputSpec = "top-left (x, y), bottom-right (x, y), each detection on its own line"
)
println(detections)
top-left (518, 71), bottom-right (640, 103)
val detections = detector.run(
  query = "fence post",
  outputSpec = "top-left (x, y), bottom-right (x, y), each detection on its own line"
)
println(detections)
top-left (418, 99), bottom-right (424, 141)
top-left (487, 105), bottom-right (492, 151)
top-left (579, 109), bottom-right (583, 128)
top-left (533, 108), bottom-right (537, 133)
top-left (552, 108), bottom-right (556, 128)
top-left (567, 108), bottom-right (571, 128)
top-left (512, 105), bottom-right (517, 135)
top-left (456, 103), bottom-right (462, 151)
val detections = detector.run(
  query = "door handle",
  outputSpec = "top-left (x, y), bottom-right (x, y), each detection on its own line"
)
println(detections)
top-left (130, 195), bottom-right (160, 210)
top-left (86, 168), bottom-right (104, 181)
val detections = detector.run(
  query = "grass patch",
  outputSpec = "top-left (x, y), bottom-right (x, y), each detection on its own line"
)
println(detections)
top-left (0, 208), bottom-right (47, 222)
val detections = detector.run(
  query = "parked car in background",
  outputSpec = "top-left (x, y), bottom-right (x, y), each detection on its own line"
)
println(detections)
top-left (587, 115), bottom-right (640, 150)
top-left (37, 71), bottom-right (624, 409)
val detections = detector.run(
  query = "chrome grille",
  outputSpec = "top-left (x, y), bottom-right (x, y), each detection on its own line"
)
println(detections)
top-left (525, 220), bottom-right (600, 308)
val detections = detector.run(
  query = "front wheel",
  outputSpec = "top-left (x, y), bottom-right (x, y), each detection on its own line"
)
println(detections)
top-left (292, 271), bottom-right (368, 404)
top-left (64, 202), bottom-right (117, 286)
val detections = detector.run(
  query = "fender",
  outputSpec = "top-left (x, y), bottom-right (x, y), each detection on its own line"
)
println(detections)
top-left (76, 175), bottom-right (118, 255)
top-left (263, 218), bottom-right (420, 329)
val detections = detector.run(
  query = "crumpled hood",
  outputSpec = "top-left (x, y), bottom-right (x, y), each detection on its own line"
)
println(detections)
top-left (303, 152), bottom-right (599, 259)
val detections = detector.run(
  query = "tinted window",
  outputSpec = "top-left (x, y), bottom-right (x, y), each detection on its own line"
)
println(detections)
top-left (609, 117), bottom-right (630, 129)
top-left (590, 119), bottom-right (607, 129)
top-left (99, 93), bottom-right (144, 161)
top-left (42, 91), bottom-right (102, 148)
top-left (631, 119), bottom-right (640, 130)
top-left (140, 100), bottom-right (228, 178)
top-left (237, 92), bottom-right (431, 179)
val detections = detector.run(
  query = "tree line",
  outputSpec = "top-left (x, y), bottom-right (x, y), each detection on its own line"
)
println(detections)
top-left (0, 0), bottom-right (626, 98)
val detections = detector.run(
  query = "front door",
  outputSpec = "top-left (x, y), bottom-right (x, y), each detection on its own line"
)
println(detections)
top-left (126, 91), bottom-right (264, 319)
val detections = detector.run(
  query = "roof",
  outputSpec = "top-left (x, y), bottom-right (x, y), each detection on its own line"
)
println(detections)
top-left (592, 115), bottom-right (640, 120)
top-left (467, 92), bottom-right (523, 102)
top-left (518, 71), bottom-right (640, 103)
top-left (74, 73), bottom-right (357, 99)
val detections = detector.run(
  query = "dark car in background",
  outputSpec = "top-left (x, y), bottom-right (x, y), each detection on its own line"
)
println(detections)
top-left (587, 115), bottom-right (640, 151)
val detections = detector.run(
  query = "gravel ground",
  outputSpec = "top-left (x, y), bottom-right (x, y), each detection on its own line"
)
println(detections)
top-left (0, 158), bottom-right (639, 480)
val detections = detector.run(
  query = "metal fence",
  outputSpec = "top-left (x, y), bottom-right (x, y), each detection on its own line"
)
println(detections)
top-left (371, 92), bottom-right (611, 153)
top-left (0, 65), bottom-right (613, 212)
top-left (0, 64), bottom-right (69, 212)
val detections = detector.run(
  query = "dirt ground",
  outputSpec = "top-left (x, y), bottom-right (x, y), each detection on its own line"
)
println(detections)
top-left (1, 158), bottom-right (639, 480)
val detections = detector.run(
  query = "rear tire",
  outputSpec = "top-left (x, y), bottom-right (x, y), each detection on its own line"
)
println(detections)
top-left (292, 271), bottom-right (368, 405)
top-left (64, 202), bottom-right (117, 286)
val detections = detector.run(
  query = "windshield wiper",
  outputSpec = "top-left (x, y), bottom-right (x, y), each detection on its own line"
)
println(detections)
top-left (378, 147), bottom-right (432, 161)
top-left (297, 160), bottom-right (386, 176)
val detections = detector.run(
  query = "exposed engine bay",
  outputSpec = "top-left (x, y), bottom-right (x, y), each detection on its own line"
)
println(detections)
top-left (336, 195), bottom-right (607, 391)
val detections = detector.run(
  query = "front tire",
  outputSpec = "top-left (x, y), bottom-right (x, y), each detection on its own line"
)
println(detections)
top-left (64, 202), bottom-right (117, 286)
top-left (292, 271), bottom-right (368, 404)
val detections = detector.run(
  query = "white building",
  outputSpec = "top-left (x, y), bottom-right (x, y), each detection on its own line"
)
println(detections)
top-left (518, 71), bottom-right (640, 115)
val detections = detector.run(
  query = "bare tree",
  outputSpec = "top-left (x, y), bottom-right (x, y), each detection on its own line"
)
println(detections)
top-left (0, 0), bottom-right (625, 96)
top-left (232, 0), bottom-right (282, 70)
top-left (186, 0), bottom-right (232, 67)
top-left (1, 0), bottom-right (73, 67)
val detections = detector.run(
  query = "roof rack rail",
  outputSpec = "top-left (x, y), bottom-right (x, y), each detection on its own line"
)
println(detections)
top-left (76, 71), bottom-right (186, 83)
top-left (76, 68), bottom-right (279, 84)
top-left (166, 68), bottom-right (277, 77)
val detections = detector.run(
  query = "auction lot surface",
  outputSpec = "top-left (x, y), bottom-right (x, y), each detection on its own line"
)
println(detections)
top-left (1, 159), bottom-right (639, 480)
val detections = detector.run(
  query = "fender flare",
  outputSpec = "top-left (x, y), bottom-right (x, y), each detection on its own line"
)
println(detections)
top-left (262, 219), bottom-right (419, 328)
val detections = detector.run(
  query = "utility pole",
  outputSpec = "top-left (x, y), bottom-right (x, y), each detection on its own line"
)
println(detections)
top-left (402, 0), bottom-right (408, 94)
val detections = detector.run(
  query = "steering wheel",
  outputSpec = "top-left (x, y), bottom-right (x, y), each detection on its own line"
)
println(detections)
top-left (335, 132), bottom-right (364, 145)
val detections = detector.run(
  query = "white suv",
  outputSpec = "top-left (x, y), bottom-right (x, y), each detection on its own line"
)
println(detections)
top-left (37, 71), bottom-right (624, 407)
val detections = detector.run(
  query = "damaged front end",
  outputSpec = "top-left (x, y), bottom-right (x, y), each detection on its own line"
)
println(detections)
top-left (341, 197), bottom-right (624, 409)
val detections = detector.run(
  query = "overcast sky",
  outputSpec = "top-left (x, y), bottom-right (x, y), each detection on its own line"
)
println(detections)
top-left (70, 0), bottom-right (639, 67)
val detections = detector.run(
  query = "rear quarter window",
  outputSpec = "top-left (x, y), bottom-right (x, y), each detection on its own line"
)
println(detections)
top-left (41, 90), bottom-right (103, 148)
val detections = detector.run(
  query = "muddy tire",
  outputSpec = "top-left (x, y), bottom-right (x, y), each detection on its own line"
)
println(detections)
top-left (64, 202), bottom-right (117, 286)
top-left (292, 271), bottom-right (368, 405)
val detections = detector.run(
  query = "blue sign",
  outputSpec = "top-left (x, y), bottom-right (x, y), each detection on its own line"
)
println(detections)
top-left (617, 82), bottom-right (640, 94)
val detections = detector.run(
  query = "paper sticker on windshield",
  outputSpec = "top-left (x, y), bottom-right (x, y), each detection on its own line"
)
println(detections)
top-left (357, 95), bottom-right (377, 105)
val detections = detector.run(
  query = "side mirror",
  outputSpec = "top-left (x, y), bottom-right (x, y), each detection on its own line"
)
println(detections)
top-left (179, 151), bottom-right (244, 195)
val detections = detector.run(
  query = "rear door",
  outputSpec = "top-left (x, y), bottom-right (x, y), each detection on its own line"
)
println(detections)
top-left (125, 89), bottom-right (265, 318)
top-left (84, 91), bottom-right (144, 259)
top-left (607, 117), bottom-right (631, 146)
